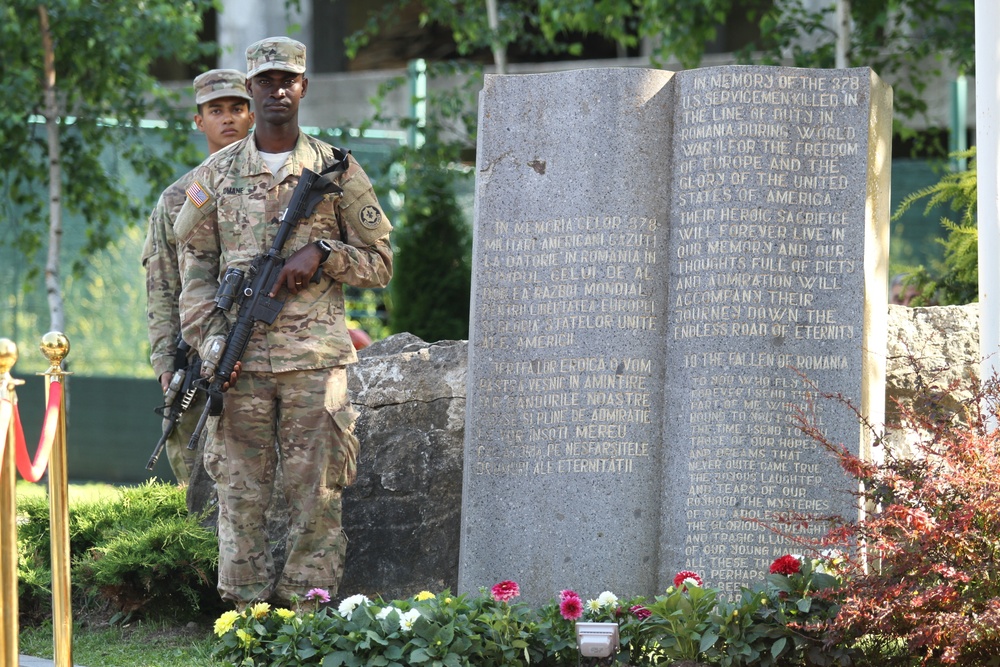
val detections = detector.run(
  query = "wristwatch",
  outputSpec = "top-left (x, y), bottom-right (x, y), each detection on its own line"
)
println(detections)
top-left (315, 239), bottom-right (333, 264)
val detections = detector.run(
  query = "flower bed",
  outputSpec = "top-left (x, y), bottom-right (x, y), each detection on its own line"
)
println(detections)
top-left (212, 555), bottom-right (846, 667)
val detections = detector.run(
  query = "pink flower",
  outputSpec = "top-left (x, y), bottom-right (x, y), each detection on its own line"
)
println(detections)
top-left (560, 596), bottom-right (583, 620)
top-left (673, 570), bottom-right (703, 589)
top-left (769, 555), bottom-right (801, 576)
top-left (559, 589), bottom-right (580, 602)
top-left (491, 580), bottom-right (520, 603)
top-left (630, 604), bottom-right (651, 620)
top-left (305, 588), bottom-right (331, 603)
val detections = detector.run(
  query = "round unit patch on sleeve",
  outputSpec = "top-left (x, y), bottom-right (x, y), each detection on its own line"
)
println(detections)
top-left (359, 205), bottom-right (382, 229)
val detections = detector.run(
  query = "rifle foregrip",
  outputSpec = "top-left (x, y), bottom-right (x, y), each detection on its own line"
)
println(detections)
top-left (216, 321), bottom-right (253, 385)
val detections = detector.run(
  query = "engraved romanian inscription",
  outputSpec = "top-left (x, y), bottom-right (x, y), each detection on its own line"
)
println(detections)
top-left (474, 214), bottom-right (660, 477)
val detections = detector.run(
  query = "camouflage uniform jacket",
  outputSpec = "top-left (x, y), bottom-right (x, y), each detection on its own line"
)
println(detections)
top-left (142, 169), bottom-right (197, 380)
top-left (175, 133), bottom-right (393, 373)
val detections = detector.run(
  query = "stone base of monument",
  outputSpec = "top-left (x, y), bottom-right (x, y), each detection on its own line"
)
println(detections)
top-left (185, 333), bottom-right (467, 601)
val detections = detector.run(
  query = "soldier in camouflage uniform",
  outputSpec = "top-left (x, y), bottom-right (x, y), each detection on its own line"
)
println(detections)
top-left (174, 37), bottom-right (393, 607)
top-left (142, 69), bottom-right (254, 484)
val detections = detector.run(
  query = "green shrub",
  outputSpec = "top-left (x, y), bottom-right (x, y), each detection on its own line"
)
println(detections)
top-left (17, 480), bottom-right (220, 623)
top-left (388, 143), bottom-right (473, 343)
top-left (892, 148), bottom-right (977, 305)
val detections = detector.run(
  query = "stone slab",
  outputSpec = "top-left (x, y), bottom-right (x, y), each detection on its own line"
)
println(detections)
top-left (460, 65), bottom-right (891, 605)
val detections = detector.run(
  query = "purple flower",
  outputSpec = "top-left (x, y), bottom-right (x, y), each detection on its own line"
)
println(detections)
top-left (305, 588), bottom-right (331, 604)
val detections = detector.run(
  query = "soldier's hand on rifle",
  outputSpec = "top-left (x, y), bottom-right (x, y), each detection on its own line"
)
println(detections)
top-left (270, 242), bottom-right (325, 297)
top-left (160, 371), bottom-right (174, 393)
top-left (223, 361), bottom-right (242, 390)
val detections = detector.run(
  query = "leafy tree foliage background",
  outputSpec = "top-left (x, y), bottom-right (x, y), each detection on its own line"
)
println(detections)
top-left (0, 0), bottom-right (215, 293)
top-left (348, 0), bottom-right (974, 123)
top-left (0, 0), bottom-right (215, 368)
top-left (388, 141), bottom-right (473, 343)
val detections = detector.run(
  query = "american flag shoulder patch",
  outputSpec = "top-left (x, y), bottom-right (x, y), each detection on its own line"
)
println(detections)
top-left (185, 181), bottom-right (211, 208)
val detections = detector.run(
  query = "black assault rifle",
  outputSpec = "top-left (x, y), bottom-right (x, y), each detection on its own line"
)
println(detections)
top-left (186, 160), bottom-right (347, 450)
top-left (146, 338), bottom-right (202, 470)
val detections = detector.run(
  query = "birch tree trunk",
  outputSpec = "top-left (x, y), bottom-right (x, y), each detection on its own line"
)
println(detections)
top-left (39, 4), bottom-right (65, 334)
top-left (485, 0), bottom-right (506, 74)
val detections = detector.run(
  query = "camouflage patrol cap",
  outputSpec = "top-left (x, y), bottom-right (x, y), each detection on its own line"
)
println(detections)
top-left (246, 36), bottom-right (307, 78)
top-left (193, 69), bottom-right (252, 105)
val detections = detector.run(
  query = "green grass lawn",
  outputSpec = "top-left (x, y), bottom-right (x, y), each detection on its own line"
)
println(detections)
top-left (19, 620), bottom-right (217, 667)
top-left (15, 481), bottom-right (220, 666)
top-left (15, 479), bottom-right (121, 504)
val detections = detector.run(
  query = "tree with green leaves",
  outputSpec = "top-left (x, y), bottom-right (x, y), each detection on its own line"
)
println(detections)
top-left (0, 0), bottom-right (216, 333)
top-left (349, 0), bottom-right (974, 124)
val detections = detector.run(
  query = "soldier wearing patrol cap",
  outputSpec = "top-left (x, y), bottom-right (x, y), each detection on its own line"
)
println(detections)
top-left (175, 36), bottom-right (393, 608)
top-left (142, 69), bottom-right (254, 484)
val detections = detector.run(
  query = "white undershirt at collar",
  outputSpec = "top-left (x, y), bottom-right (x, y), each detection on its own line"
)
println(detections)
top-left (260, 150), bottom-right (292, 176)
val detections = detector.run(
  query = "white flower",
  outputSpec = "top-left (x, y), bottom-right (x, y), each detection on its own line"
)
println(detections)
top-left (376, 606), bottom-right (395, 620)
top-left (682, 577), bottom-right (701, 589)
top-left (597, 591), bottom-right (618, 607)
top-left (816, 549), bottom-right (843, 574)
top-left (338, 594), bottom-right (371, 620)
top-left (586, 598), bottom-right (602, 612)
top-left (399, 608), bottom-right (421, 631)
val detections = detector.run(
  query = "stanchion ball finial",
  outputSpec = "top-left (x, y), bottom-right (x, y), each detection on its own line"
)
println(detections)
top-left (40, 331), bottom-right (70, 366)
top-left (0, 338), bottom-right (17, 374)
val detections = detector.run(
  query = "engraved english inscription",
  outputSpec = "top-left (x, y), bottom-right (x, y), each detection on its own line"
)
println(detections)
top-left (667, 69), bottom-right (867, 593)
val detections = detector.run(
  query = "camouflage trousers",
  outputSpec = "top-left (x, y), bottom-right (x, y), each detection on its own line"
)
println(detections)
top-left (161, 390), bottom-right (206, 485)
top-left (204, 366), bottom-right (360, 606)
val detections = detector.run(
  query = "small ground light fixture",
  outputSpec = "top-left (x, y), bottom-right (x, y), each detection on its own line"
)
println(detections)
top-left (576, 621), bottom-right (619, 666)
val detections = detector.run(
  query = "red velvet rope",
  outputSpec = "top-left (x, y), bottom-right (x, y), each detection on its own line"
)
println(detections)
top-left (10, 381), bottom-right (63, 483)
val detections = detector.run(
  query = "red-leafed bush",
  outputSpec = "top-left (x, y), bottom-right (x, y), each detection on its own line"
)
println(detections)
top-left (798, 366), bottom-right (1000, 665)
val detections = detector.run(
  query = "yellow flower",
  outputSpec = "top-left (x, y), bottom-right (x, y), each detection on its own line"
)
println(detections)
top-left (250, 602), bottom-right (271, 620)
top-left (761, 598), bottom-right (769, 606)
top-left (214, 610), bottom-right (240, 637)
top-left (275, 608), bottom-right (296, 619)
top-left (444, 597), bottom-right (452, 604)
top-left (415, 591), bottom-right (436, 601)
top-left (732, 609), bottom-right (739, 617)
top-left (236, 629), bottom-right (255, 647)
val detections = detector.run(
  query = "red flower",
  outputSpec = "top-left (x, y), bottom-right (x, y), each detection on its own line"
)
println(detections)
top-left (559, 589), bottom-right (580, 602)
top-left (560, 596), bottom-right (583, 620)
top-left (673, 570), bottom-right (703, 589)
top-left (491, 580), bottom-right (520, 603)
top-left (769, 555), bottom-right (802, 576)
top-left (630, 604), bottom-right (651, 620)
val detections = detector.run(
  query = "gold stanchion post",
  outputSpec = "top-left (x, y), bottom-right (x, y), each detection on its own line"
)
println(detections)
top-left (40, 332), bottom-right (73, 667)
top-left (0, 338), bottom-right (24, 667)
